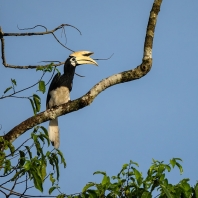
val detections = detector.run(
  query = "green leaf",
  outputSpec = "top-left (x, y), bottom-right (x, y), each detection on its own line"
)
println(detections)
top-left (129, 160), bottom-right (139, 167)
top-left (87, 190), bottom-right (98, 198)
top-left (33, 94), bottom-right (41, 112)
top-left (57, 150), bottom-right (66, 168)
top-left (141, 191), bottom-right (151, 198)
top-left (29, 98), bottom-right (36, 115)
top-left (4, 160), bottom-right (11, 174)
top-left (57, 194), bottom-right (65, 198)
top-left (7, 142), bottom-right (15, 156)
top-left (46, 151), bottom-right (51, 157)
top-left (32, 169), bottom-right (43, 192)
top-left (93, 171), bottom-right (106, 176)
top-left (40, 126), bottom-right (48, 136)
top-left (158, 164), bottom-right (165, 173)
top-left (175, 158), bottom-right (182, 162)
top-left (37, 126), bottom-right (50, 146)
top-left (39, 80), bottom-right (46, 94)
top-left (25, 146), bottom-right (32, 159)
top-left (40, 162), bottom-right (46, 181)
top-left (194, 183), bottom-right (198, 198)
top-left (175, 162), bottom-right (183, 174)
top-left (19, 150), bottom-right (26, 166)
top-left (122, 163), bottom-right (128, 170)
top-left (160, 173), bottom-right (165, 181)
top-left (38, 134), bottom-right (45, 142)
top-left (51, 153), bottom-right (60, 180)
top-left (170, 158), bottom-right (176, 168)
top-left (82, 182), bottom-right (95, 193)
top-left (4, 86), bottom-right (12, 94)
top-left (133, 168), bottom-right (141, 180)
top-left (11, 78), bottom-right (17, 86)
top-left (55, 67), bottom-right (60, 74)
top-left (44, 63), bottom-right (54, 72)
top-left (165, 165), bottom-right (171, 172)
top-left (102, 175), bottom-right (110, 186)
top-left (161, 184), bottom-right (173, 198)
top-left (133, 168), bottom-right (142, 186)
top-left (49, 186), bottom-right (57, 195)
top-left (24, 161), bottom-right (31, 171)
top-left (50, 173), bottom-right (56, 185)
top-left (36, 66), bottom-right (44, 71)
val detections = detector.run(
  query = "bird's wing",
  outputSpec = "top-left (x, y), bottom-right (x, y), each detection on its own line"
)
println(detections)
top-left (46, 73), bottom-right (61, 108)
top-left (46, 73), bottom-right (73, 109)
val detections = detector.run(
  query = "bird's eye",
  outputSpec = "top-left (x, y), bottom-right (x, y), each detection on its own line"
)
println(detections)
top-left (71, 57), bottom-right (75, 61)
top-left (70, 57), bottom-right (76, 66)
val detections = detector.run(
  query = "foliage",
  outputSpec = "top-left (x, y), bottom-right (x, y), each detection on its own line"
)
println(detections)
top-left (78, 159), bottom-right (198, 198)
top-left (1, 141), bottom-right (198, 198)
top-left (0, 126), bottom-right (66, 195)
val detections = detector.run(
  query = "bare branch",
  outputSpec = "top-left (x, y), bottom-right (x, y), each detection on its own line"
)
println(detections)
top-left (0, 189), bottom-right (7, 197)
top-left (0, 24), bottom-right (81, 69)
top-left (75, 73), bottom-right (85, 78)
top-left (7, 171), bottom-right (18, 197)
top-left (2, 62), bottom-right (64, 70)
top-left (94, 53), bottom-right (114, 61)
top-left (3, 24), bottom-right (81, 37)
top-left (17, 24), bottom-right (48, 32)
top-left (0, 31), bottom-right (64, 69)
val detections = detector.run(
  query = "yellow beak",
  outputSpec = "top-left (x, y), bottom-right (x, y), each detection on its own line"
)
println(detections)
top-left (69, 51), bottom-right (98, 66)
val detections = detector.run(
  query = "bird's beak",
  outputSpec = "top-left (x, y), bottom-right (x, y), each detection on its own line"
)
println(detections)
top-left (70, 51), bottom-right (98, 66)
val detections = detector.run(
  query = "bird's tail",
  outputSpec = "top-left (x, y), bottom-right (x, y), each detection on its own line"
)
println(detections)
top-left (48, 118), bottom-right (60, 149)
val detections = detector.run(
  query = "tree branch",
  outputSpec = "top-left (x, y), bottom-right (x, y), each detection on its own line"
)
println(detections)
top-left (2, 0), bottom-right (162, 145)
top-left (0, 24), bottom-right (81, 69)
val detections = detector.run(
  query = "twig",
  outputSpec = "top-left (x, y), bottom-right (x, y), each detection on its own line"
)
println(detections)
top-left (5, 138), bottom-right (31, 158)
top-left (0, 71), bottom-right (46, 99)
top-left (94, 53), bottom-right (114, 61)
top-left (7, 171), bottom-right (18, 197)
top-left (75, 73), bottom-right (85, 77)
top-left (3, 24), bottom-right (81, 37)
top-left (52, 32), bottom-right (74, 51)
top-left (0, 185), bottom-right (56, 197)
top-left (19, 173), bottom-right (28, 198)
top-left (9, 96), bottom-right (32, 99)
top-left (0, 189), bottom-right (7, 197)
top-left (45, 66), bottom-right (57, 86)
top-left (17, 25), bottom-right (48, 32)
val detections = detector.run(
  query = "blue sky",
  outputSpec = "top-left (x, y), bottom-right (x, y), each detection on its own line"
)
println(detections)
top-left (1, 0), bottom-right (198, 196)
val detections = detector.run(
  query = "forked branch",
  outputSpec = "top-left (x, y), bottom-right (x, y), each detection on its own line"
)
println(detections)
top-left (0, 24), bottom-right (81, 69)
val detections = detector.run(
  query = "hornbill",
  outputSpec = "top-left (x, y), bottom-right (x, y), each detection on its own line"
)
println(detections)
top-left (46, 51), bottom-right (98, 149)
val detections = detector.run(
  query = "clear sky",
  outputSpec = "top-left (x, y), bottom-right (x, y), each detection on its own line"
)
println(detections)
top-left (1, 0), bottom-right (198, 196)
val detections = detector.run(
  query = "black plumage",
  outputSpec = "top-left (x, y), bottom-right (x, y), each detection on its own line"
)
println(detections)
top-left (46, 51), bottom-right (98, 149)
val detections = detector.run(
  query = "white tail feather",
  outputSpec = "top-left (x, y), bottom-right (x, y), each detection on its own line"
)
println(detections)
top-left (48, 118), bottom-right (60, 149)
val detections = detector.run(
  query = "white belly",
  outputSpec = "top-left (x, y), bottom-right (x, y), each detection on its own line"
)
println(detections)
top-left (48, 86), bottom-right (70, 108)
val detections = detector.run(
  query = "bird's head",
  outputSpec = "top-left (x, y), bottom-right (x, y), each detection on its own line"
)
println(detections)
top-left (65, 51), bottom-right (98, 69)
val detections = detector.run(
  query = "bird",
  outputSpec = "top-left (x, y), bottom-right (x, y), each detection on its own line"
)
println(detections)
top-left (46, 51), bottom-right (98, 149)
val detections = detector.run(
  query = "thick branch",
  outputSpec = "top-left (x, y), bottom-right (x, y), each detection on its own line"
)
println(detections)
top-left (3, 0), bottom-right (162, 145)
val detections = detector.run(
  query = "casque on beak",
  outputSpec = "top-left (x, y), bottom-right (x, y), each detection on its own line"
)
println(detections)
top-left (70, 51), bottom-right (98, 66)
